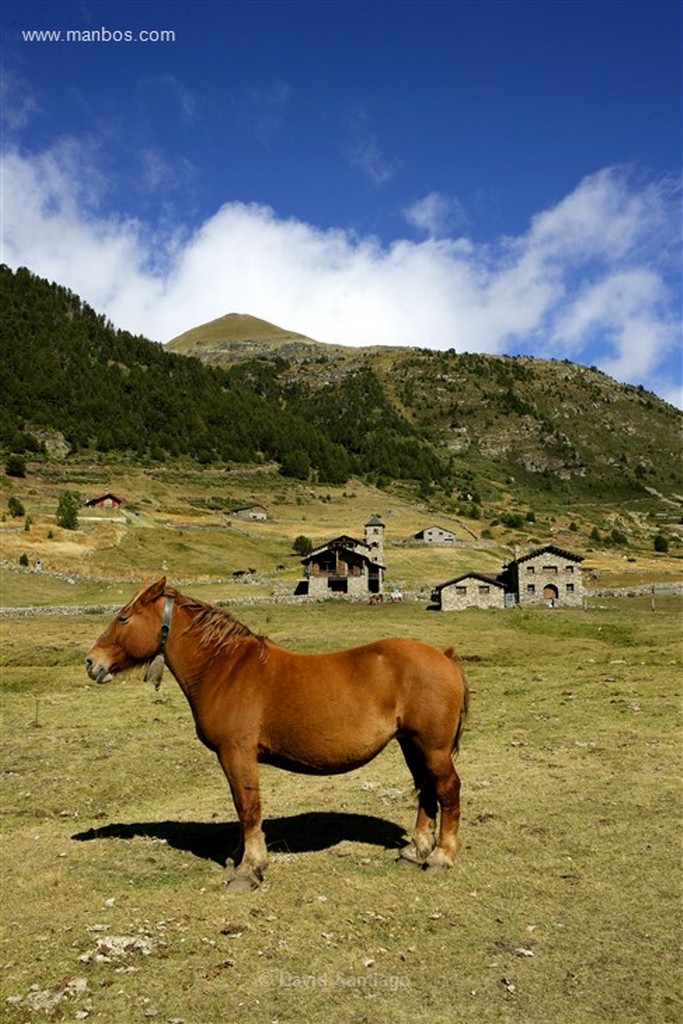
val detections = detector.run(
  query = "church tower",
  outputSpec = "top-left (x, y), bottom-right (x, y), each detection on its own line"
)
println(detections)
top-left (364, 515), bottom-right (385, 566)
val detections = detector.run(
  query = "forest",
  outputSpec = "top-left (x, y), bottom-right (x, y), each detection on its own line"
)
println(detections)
top-left (0, 265), bottom-right (446, 488)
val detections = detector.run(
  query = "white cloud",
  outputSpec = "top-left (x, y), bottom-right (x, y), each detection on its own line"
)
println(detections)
top-left (403, 192), bottom-right (468, 237)
top-left (0, 147), bottom-right (679, 404)
top-left (341, 105), bottom-right (400, 185)
top-left (137, 147), bottom-right (195, 198)
top-left (1, 73), bottom-right (40, 132)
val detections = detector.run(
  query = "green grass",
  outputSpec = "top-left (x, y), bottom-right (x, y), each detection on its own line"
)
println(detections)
top-left (1, 595), bottom-right (681, 1023)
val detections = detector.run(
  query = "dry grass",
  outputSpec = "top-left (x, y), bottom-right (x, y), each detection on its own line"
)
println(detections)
top-left (2, 458), bottom-right (680, 589)
top-left (1, 593), bottom-right (681, 1023)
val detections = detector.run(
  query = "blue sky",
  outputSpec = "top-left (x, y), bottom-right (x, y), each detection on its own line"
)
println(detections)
top-left (1, 0), bottom-right (681, 404)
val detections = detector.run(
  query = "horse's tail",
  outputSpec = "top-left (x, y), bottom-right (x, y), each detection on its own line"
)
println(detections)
top-left (444, 647), bottom-right (469, 758)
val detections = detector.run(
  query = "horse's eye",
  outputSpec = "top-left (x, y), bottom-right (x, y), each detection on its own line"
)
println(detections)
top-left (118, 614), bottom-right (130, 624)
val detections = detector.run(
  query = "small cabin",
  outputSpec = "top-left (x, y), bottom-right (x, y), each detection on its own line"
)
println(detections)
top-left (412, 525), bottom-right (456, 545)
top-left (431, 573), bottom-right (506, 611)
top-left (232, 504), bottom-right (268, 521)
top-left (84, 492), bottom-right (123, 510)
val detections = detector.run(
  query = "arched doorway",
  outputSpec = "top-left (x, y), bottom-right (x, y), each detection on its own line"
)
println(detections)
top-left (543, 583), bottom-right (559, 604)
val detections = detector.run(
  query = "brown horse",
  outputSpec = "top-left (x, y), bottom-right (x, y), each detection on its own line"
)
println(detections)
top-left (85, 578), bottom-right (468, 892)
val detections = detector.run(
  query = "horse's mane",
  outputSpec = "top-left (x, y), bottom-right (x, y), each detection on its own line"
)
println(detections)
top-left (167, 588), bottom-right (268, 658)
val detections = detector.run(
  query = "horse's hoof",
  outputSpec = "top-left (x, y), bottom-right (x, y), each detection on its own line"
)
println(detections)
top-left (423, 850), bottom-right (455, 871)
top-left (226, 874), bottom-right (260, 894)
top-left (397, 842), bottom-right (430, 866)
top-left (396, 854), bottom-right (421, 868)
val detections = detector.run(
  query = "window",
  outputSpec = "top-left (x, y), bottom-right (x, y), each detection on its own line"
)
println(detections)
top-left (526, 566), bottom-right (535, 574)
top-left (543, 565), bottom-right (558, 573)
top-left (478, 585), bottom-right (490, 594)
top-left (566, 583), bottom-right (575, 593)
top-left (455, 586), bottom-right (467, 595)
top-left (526, 584), bottom-right (536, 594)
top-left (565, 565), bottom-right (575, 573)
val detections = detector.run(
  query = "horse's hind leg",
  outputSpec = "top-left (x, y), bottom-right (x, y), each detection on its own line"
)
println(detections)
top-left (422, 749), bottom-right (462, 870)
top-left (397, 736), bottom-right (438, 865)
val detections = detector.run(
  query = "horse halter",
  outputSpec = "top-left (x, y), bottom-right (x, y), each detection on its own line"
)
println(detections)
top-left (157, 594), bottom-right (175, 655)
top-left (144, 594), bottom-right (174, 689)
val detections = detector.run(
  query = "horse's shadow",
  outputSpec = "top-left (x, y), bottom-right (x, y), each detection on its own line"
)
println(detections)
top-left (72, 812), bottom-right (407, 866)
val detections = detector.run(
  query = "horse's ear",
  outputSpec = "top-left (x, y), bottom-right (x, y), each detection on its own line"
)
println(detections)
top-left (138, 577), bottom-right (166, 605)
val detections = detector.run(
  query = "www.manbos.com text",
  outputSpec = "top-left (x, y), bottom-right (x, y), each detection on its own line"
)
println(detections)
top-left (21, 26), bottom-right (176, 44)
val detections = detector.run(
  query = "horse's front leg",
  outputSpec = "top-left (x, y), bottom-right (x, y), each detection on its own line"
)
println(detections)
top-left (217, 745), bottom-right (268, 892)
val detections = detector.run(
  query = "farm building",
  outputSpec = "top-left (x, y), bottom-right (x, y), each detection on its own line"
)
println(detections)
top-left (432, 572), bottom-right (507, 611)
top-left (412, 525), bottom-right (456, 544)
top-left (232, 503), bottom-right (268, 521)
top-left (296, 516), bottom-right (385, 598)
top-left (431, 544), bottom-right (584, 610)
top-left (84, 492), bottom-right (123, 509)
top-left (501, 545), bottom-right (584, 607)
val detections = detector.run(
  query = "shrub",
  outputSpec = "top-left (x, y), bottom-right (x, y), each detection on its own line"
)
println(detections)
top-left (501, 513), bottom-right (524, 529)
top-left (5, 455), bottom-right (26, 478)
top-left (654, 534), bottom-right (669, 553)
top-left (7, 496), bottom-right (25, 518)
top-left (293, 535), bottom-right (313, 557)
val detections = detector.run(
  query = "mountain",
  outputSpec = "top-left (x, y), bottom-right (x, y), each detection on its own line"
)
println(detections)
top-left (168, 312), bottom-right (354, 365)
top-left (2, 265), bottom-right (681, 516)
top-left (169, 310), bottom-right (683, 505)
top-left (0, 266), bottom-right (433, 486)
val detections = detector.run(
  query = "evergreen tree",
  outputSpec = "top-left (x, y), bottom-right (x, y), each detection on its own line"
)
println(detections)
top-left (7, 495), bottom-right (25, 517)
top-left (293, 535), bottom-right (313, 556)
top-left (5, 454), bottom-right (26, 478)
top-left (56, 491), bottom-right (81, 530)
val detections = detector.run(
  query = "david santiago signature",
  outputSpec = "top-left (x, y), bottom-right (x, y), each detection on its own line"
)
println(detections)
top-left (258, 969), bottom-right (411, 992)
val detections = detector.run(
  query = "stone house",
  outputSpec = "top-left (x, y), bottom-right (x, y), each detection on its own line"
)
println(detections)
top-left (412, 525), bottom-right (456, 544)
top-left (296, 516), bottom-right (385, 599)
top-left (431, 544), bottom-right (584, 611)
top-left (232, 503), bottom-right (268, 521)
top-left (501, 545), bottom-right (584, 607)
top-left (432, 572), bottom-right (507, 610)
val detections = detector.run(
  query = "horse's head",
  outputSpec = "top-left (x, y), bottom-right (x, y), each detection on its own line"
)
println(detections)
top-left (85, 577), bottom-right (167, 684)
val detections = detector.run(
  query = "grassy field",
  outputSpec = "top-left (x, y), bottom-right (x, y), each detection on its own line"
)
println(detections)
top-left (2, 458), bottom-right (681, 591)
top-left (1, 589), bottom-right (681, 1024)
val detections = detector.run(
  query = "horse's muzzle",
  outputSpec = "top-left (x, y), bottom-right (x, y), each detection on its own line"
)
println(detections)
top-left (84, 656), bottom-right (113, 684)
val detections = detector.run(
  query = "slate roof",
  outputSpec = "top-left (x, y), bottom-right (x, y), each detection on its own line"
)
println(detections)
top-left (513, 544), bottom-right (583, 565)
top-left (432, 571), bottom-right (506, 593)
